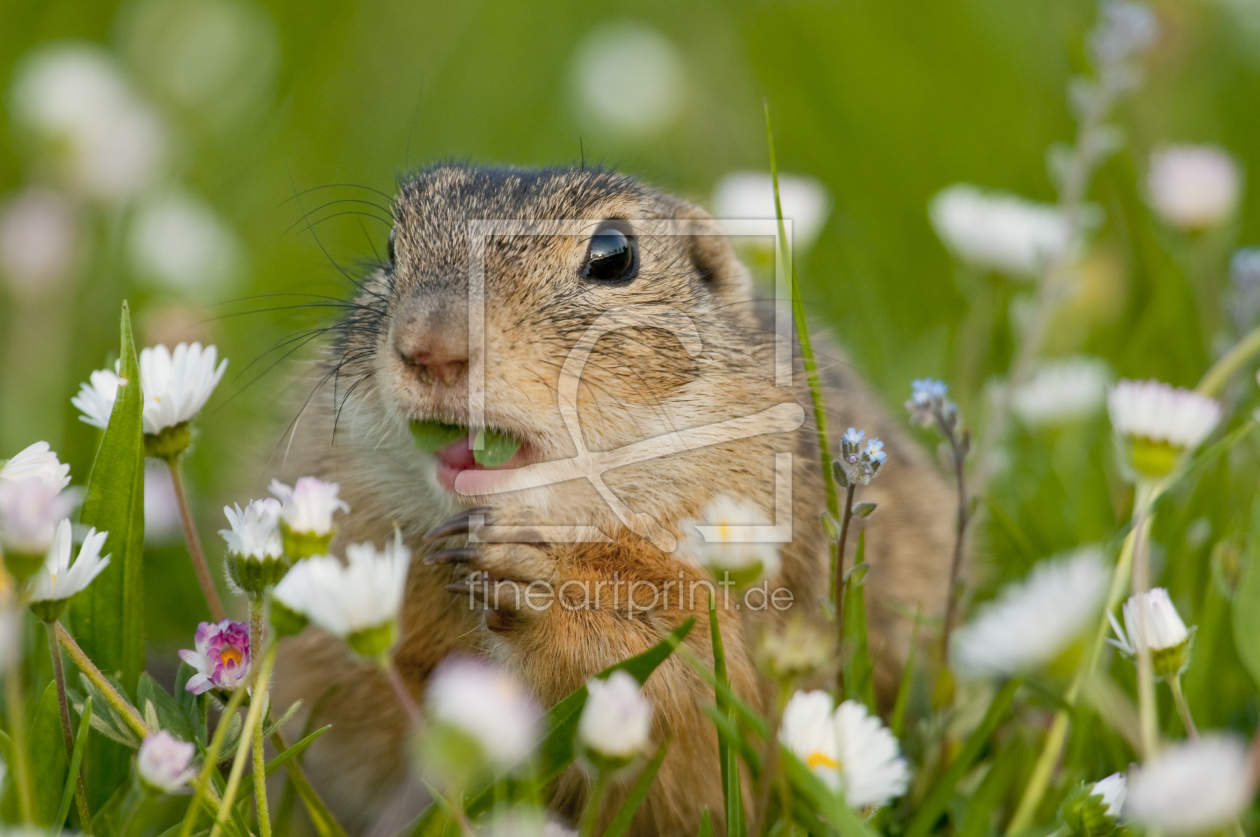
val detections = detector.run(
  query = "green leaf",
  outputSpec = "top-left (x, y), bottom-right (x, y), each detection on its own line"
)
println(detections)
top-left (73, 673), bottom-right (141, 749)
top-left (842, 533), bottom-right (875, 711)
top-left (31, 681), bottom-right (69, 826)
top-left (1232, 492), bottom-right (1260, 691)
top-left (697, 809), bottom-right (714, 837)
top-left (236, 725), bottom-right (331, 801)
top-left (175, 662), bottom-right (208, 746)
top-left (709, 595), bottom-right (746, 837)
top-left (72, 301), bottom-right (146, 693)
top-left (411, 618), bottom-right (696, 834)
top-left (472, 427), bottom-right (521, 467)
top-left (903, 677), bottom-right (1022, 837)
top-left (409, 420), bottom-right (468, 454)
top-left (138, 673), bottom-right (195, 743)
top-left (70, 303), bottom-right (146, 809)
top-left (602, 739), bottom-right (670, 837)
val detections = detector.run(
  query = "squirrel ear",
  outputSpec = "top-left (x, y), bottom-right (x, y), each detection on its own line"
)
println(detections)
top-left (675, 206), bottom-right (756, 304)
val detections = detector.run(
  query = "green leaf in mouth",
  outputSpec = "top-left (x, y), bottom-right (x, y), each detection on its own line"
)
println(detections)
top-left (473, 427), bottom-right (522, 467)
top-left (410, 419), bottom-right (469, 453)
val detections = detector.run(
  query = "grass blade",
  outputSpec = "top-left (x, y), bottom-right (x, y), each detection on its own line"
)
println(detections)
top-left (709, 594), bottom-right (746, 837)
top-left (904, 677), bottom-right (1022, 837)
top-left (55, 696), bottom-right (92, 830)
top-left (602, 738), bottom-right (670, 837)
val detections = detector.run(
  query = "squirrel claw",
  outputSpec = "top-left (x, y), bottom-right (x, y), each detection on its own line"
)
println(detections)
top-left (424, 506), bottom-right (492, 540)
top-left (425, 547), bottom-right (478, 565)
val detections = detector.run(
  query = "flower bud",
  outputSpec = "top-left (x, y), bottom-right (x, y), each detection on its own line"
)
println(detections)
top-left (137, 730), bottom-right (197, 794)
top-left (1059, 773), bottom-right (1125, 837)
top-left (269, 477), bottom-right (348, 560)
top-left (577, 671), bottom-right (653, 773)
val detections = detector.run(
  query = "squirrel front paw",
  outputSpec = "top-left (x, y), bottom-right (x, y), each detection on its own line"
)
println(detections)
top-left (423, 505), bottom-right (564, 633)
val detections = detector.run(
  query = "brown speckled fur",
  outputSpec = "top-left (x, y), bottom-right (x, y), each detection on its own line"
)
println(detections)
top-left (271, 164), bottom-right (954, 836)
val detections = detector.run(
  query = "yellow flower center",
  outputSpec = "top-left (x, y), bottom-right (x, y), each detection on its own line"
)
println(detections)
top-left (807, 751), bottom-right (839, 771)
top-left (220, 648), bottom-right (243, 667)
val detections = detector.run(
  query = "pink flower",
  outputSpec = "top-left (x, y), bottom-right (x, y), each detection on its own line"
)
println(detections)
top-left (178, 619), bottom-right (250, 694)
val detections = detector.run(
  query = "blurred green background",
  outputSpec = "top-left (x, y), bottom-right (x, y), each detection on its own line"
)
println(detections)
top-left (1, 0), bottom-right (1259, 726)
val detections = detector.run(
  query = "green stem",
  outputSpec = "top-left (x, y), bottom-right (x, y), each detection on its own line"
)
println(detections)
top-left (250, 598), bottom-right (272, 837)
top-left (1007, 497), bottom-right (1148, 833)
top-left (168, 455), bottom-right (226, 622)
top-left (46, 622), bottom-right (92, 833)
top-left (1129, 481), bottom-right (1159, 760)
top-left (834, 484), bottom-right (856, 698)
top-left (269, 730), bottom-right (351, 837)
top-left (1197, 321), bottom-right (1260, 397)
top-left (211, 645), bottom-right (276, 837)
top-left (6, 636), bottom-right (35, 823)
top-left (56, 622), bottom-right (149, 740)
top-left (382, 659), bottom-right (422, 728)
top-left (1168, 675), bottom-right (1198, 740)
top-left (178, 656), bottom-right (252, 837)
top-left (940, 418), bottom-right (973, 665)
top-left (579, 773), bottom-right (608, 837)
top-left (764, 102), bottom-right (840, 544)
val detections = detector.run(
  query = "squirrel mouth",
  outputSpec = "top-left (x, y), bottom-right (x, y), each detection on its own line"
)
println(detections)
top-left (411, 420), bottom-right (530, 494)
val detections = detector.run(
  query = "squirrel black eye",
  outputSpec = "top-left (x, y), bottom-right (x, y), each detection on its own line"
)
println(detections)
top-left (582, 221), bottom-right (638, 284)
top-left (387, 227), bottom-right (397, 265)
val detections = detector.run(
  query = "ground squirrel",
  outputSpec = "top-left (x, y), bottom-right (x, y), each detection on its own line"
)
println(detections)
top-left (272, 164), bottom-right (954, 837)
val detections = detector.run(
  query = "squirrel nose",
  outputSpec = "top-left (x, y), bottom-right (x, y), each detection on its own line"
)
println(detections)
top-left (396, 331), bottom-right (468, 386)
top-left (410, 350), bottom-right (467, 385)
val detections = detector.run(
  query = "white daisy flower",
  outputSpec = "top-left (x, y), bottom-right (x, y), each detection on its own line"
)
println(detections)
top-left (952, 548), bottom-right (1109, 678)
top-left (1125, 735), bottom-right (1252, 836)
top-left (1147, 145), bottom-right (1241, 232)
top-left (137, 730), bottom-right (197, 794)
top-left (929, 184), bottom-right (1071, 278)
top-left (220, 499), bottom-right (283, 561)
top-left (220, 498), bottom-right (286, 594)
top-left (679, 495), bottom-right (781, 587)
top-left (1093, 772), bottom-right (1127, 818)
top-left (426, 656), bottom-right (540, 767)
top-left (269, 477), bottom-right (348, 537)
top-left (0, 477), bottom-right (81, 561)
top-left (29, 519), bottom-right (110, 621)
top-left (1011, 357), bottom-right (1111, 427)
top-left (1062, 772), bottom-right (1126, 837)
top-left (712, 171), bottom-right (832, 252)
top-left (570, 22), bottom-right (684, 140)
top-left (577, 670), bottom-right (653, 768)
top-left (779, 691), bottom-right (910, 810)
top-left (0, 441), bottom-right (70, 491)
top-left (481, 809), bottom-right (577, 837)
top-left (72, 342), bottom-right (227, 437)
top-left (1107, 379), bottom-right (1221, 479)
top-left (9, 44), bottom-right (165, 204)
top-left (271, 533), bottom-right (410, 659)
top-left (1108, 588), bottom-right (1193, 678)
